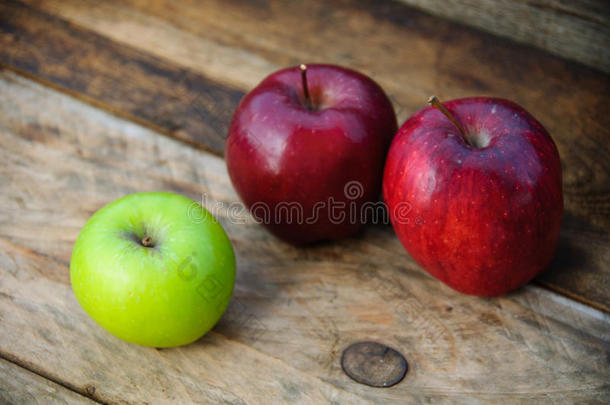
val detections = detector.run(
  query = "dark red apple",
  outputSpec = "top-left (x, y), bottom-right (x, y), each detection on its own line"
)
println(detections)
top-left (383, 96), bottom-right (563, 296)
top-left (226, 64), bottom-right (397, 244)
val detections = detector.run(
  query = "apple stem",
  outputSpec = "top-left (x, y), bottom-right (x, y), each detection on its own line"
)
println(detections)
top-left (300, 64), bottom-right (312, 110)
top-left (141, 236), bottom-right (153, 247)
top-left (428, 95), bottom-right (471, 146)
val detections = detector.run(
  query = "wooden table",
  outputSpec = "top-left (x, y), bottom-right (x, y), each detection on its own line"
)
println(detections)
top-left (1, 0), bottom-right (609, 403)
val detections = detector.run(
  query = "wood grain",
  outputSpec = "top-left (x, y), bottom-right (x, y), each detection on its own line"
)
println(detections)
top-left (541, 214), bottom-right (610, 310)
top-left (10, 0), bottom-right (610, 310)
top-left (0, 71), bottom-right (369, 405)
top-left (0, 358), bottom-right (97, 405)
top-left (1, 71), bottom-right (609, 403)
top-left (0, 0), bottom-right (244, 156)
top-left (397, 0), bottom-right (610, 73)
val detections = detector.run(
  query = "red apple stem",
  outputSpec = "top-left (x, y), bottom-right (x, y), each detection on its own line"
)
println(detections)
top-left (428, 95), bottom-right (471, 146)
top-left (141, 236), bottom-right (153, 247)
top-left (300, 64), bottom-right (312, 110)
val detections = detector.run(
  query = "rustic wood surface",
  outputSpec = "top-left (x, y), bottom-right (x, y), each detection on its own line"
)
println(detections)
top-left (0, 0), bottom-right (244, 156)
top-left (2, 0), bottom-right (608, 310)
top-left (1, 71), bottom-right (609, 404)
top-left (397, 0), bottom-right (610, 73)
top-left (0, 358), bottom-right (97, 405)
top-left (0, 0), bottom-right (609, 403)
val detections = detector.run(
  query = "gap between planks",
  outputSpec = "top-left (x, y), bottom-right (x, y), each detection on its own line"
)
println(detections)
top-left (0, 71), bottom-right (606, 402)
top-left (0, 353), bottom-right (105, 404)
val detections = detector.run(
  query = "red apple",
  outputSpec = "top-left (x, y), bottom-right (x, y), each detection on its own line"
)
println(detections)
top-left (226, 64), bottom-right (397, 244)
top-left (383, 96), bottom-right (563, 296)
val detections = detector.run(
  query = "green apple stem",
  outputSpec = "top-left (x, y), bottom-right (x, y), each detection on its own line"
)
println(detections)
top-left (141, 236), bottom-right (154, 247)
top-left (428, 95), bottom-right (471, 146)
top-left (300, 64), bottom-right (312, 110)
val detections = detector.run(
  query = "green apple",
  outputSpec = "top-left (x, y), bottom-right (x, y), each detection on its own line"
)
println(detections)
top-left (70, 192), bottom-right (235, 347)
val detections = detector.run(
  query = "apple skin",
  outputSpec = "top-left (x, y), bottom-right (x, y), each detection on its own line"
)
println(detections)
top-left (226, 64), bottom-right (397, 244)
top-left (383, 97), bottom-right (563, 296)
top-left (70, 192), bottom-right (236, 347)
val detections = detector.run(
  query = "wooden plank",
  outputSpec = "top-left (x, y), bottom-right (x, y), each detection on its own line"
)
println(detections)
top-left (1, 72), bottom-right (610, 403)
top-left (396, 0), bottom-right (610, 73)
top-left (0, 357), bottom-right (97, 405)
top-left (543, 214), bottom-right (610, 310)
top-left (0, 71), bottom-right (369, 405)
top-left (0, 0), bottom-right (244, 156)
top-left (13, 0), bottom-right (610, 310)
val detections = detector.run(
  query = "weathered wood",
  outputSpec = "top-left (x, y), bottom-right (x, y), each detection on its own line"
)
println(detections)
top-left (396, 0), bottom-right (610, 73)
top-left (0, 72), bottom-right (369, 405)
top-left (0, 358), bottom-right (97, 405)
top-left (542, 214), bottom-right (610, 310)
top-left (12, 0), bottom-right (610, 310)
top-left (0, 0), bottom-right (244, 156)
top-left (1, 72), bottom-right (609, 403)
